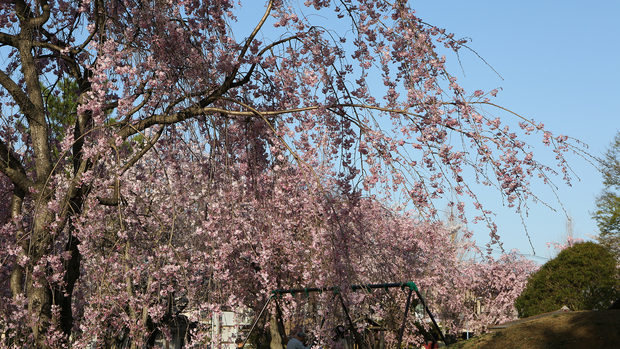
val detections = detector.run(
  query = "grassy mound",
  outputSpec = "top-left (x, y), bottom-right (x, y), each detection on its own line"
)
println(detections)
top-left (447, 310), bottom-right (620, 349)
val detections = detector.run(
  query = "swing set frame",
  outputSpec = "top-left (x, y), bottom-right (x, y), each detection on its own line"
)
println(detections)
top-left (241, 282), bottom-right (447, 349)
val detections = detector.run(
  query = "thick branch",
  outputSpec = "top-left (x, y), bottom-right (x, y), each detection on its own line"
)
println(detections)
top-left (0, 69), bottom-right (39, 118)
top-left (118, 22), bottom-right (298, 142)
top-left (119, 102), bottom-right (426, 138)
top-left (15, 0), bottom-right (50, 28)
top-left (0, 32), bottom-right (16, 46)
top-left (29, 0), bottom-right (50, 28)
top-left (34, 26), bottom-right (91, 82)
top-left (97, 180), bottom-right (121, 207)
top-left (15, 13), bottom-right (53, 183)
top-left (0, 139), bottom-right (34, 192)
top-left (31, 40), bottom-right (79, 55)
top-left (117, 105), bottom-right (203, 139)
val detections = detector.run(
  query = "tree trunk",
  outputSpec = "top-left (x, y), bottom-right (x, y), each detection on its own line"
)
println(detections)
top-left (9, 187), bottom-right (26, 298)
top-left (57, 194), bottom-right (85, 337)
top-left (28, 206), bottom-right (55, 348)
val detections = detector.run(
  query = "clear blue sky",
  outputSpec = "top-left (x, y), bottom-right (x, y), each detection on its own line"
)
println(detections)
top-left (411, 0), bottom-right (620, 261)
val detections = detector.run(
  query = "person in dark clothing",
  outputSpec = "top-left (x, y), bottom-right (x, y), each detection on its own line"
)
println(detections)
top-left (286, 332), bottom-right (312, 349)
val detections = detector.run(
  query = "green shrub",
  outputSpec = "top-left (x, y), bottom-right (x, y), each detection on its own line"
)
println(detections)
top-left (515, 242), bottom-right (620, 317)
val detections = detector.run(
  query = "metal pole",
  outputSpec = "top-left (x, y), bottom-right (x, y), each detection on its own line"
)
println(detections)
top-left (413, 289), bottom-right (447, 345)
top-left (268, 283), bottom-right (448, 345)
top-left (272, 283), bottom-right (411, 296)
top-left (241, 296), bottom-right (273, 348)
top-left (397, 287), bottom-right (413, 349)
top-left (338, 293), bottom-right (364, 349)
top-left (274, 297), bottom-right (288, 348)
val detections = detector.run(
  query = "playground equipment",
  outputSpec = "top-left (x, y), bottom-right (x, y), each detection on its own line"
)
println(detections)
top-left (241, 282), bottom-right (447, 349)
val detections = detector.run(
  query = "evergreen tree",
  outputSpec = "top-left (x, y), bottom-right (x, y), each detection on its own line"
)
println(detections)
top-left (42, 79), bottom-right (79, 159)
top-left (515, 242), bottom-right (620, 318)
top-left (592, 132), bottom-right (620, 259)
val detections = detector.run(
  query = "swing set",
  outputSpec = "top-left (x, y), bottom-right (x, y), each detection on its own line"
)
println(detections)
top-left (241, 282), bottom-right (447, 349)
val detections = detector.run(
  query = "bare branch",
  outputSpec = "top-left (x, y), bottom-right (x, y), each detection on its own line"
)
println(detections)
top-left (119, 125), bottom-right (165, 175)
top-left (31, 41), bottom-right (79, 55)
top-left (238, 0), bottom-right (273, 60)
top-left (97, 195), bottom-right (120, 207)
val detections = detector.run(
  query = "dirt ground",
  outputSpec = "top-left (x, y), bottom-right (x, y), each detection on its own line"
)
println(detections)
top-left (447, 310), bottom-right (620, 349)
